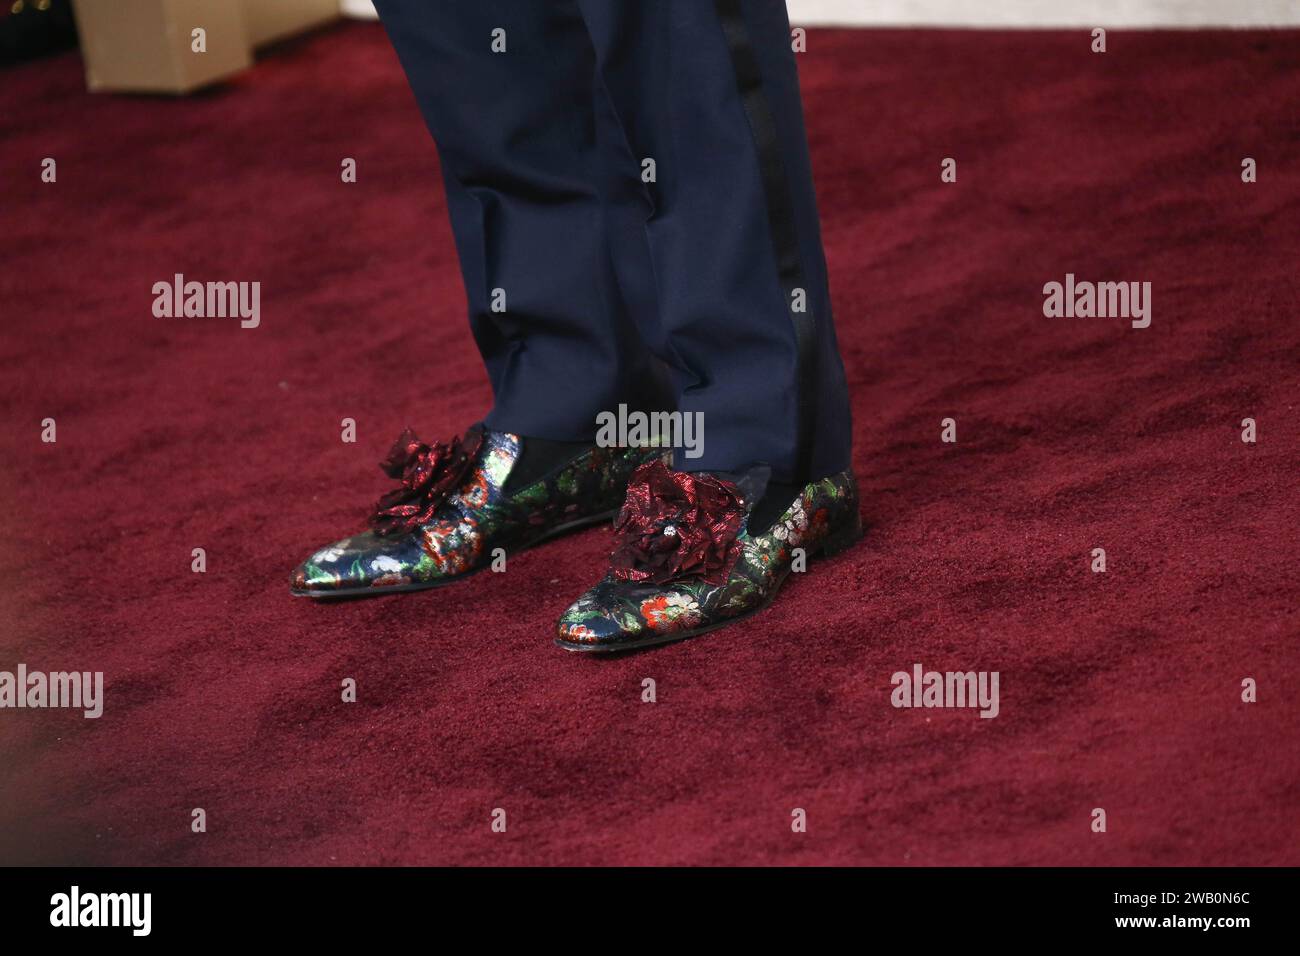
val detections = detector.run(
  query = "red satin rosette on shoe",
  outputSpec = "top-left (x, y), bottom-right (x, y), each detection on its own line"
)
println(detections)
top-left (610, 459), bottom-right (746, 586)
top-left (369, 426), bottom-right (485, 536)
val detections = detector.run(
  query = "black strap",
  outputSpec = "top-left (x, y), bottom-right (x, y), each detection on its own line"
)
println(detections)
top-left (713, 0), bottom-right (816, 482)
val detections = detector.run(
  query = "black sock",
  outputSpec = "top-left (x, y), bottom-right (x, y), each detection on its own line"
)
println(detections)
top-left (748, 480), bottom-right (801, 531)
top-left (503, 435), bottom-right (592, 492)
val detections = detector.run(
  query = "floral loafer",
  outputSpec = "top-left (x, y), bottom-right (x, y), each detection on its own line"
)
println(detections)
top-left (555, 459), bottom-right (862, 652)
top-left (291, 425), bottom-right (664, 598)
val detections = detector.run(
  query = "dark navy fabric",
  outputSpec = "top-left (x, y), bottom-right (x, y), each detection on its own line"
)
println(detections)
top-left (372, 0), bottom-right (851, 483)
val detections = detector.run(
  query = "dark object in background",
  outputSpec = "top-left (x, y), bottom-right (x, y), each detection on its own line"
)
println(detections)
top-left (0, 0), bottom-right (78, 66)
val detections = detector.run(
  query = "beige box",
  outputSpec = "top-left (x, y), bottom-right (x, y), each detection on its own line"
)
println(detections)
top-left (72, 0), bottom-right (252, 94)
top-left (70, 1), bottom-right (340, 94)
top-left (242, 0), bottom-right (340, 48)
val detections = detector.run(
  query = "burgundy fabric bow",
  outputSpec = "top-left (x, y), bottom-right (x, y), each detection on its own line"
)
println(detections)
top-left (610, 459), bottom-right (746, 585)
top-left (369, 427), bottom-right (484, 536)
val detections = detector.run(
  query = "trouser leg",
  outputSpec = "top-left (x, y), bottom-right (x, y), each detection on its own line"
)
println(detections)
top-left (372, 0), bottom-right (670, 441)
top-left (575, 0), bottom-right (852, 483)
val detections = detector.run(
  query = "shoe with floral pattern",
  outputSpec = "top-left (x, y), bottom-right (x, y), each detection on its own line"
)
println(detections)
top-left (555, 459), bottom-right (861, 652)
top-left (291, 425), bottom-right (665, 598)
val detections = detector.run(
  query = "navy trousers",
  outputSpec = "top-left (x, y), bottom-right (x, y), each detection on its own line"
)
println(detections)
top-left (372, 0), bottom-right (851, 484)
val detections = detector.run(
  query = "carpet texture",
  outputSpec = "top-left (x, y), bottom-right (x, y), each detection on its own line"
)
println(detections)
top-left (1, 24), bottom-right (1297, 866)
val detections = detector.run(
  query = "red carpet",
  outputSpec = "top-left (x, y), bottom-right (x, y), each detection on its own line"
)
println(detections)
top-left (1, 24), bottom-right (1297, 866)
